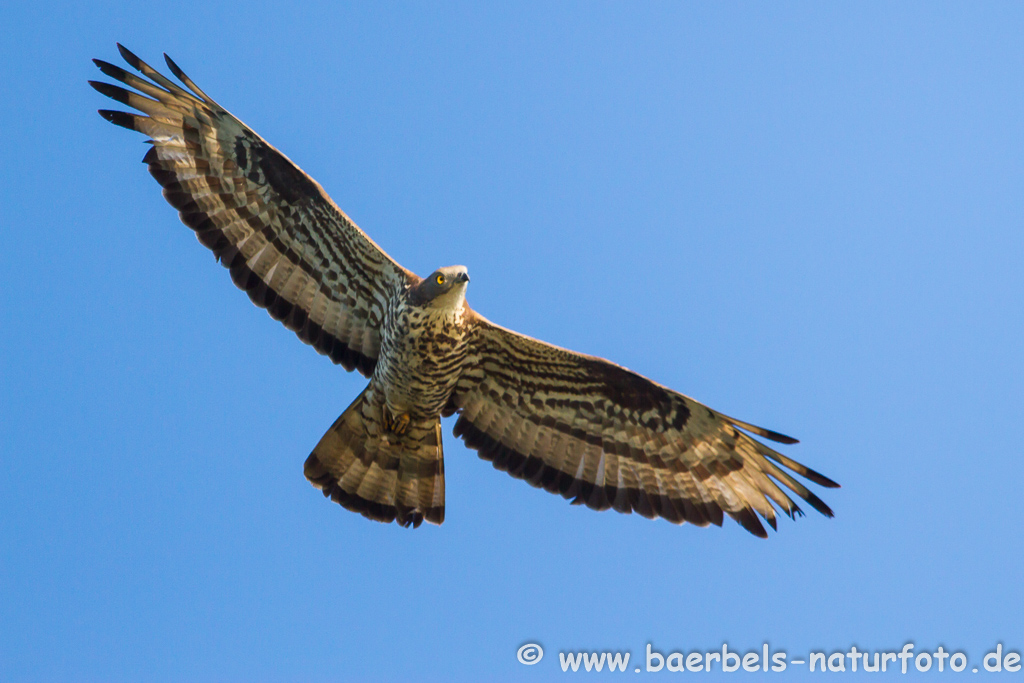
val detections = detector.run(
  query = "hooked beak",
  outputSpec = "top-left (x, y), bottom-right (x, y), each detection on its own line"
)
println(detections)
top-left (457, 272), bottom-right (470, 283)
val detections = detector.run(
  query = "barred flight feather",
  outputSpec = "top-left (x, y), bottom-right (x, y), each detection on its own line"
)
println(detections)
top-left (450, 313), bottom-right (839, 538)
top-left (91, 44), bottom-right (417, 377)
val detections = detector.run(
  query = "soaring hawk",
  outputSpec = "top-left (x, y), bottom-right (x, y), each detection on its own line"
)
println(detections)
top-left (91, 45), bottom-right (839, 537)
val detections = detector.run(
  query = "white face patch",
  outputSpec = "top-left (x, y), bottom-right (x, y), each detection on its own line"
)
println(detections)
top-left (429, 282), bottom-right (469, 315)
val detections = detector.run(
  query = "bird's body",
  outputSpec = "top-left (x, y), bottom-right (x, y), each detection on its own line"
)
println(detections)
top-left (304, 272), bottom-right (474, 528)
top-left (376, 273), bottom-right (472, 422)
top-left (91, 45), bottom-right (839, 536)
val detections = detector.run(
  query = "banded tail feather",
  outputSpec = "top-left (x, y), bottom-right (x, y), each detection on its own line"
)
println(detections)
top-left (304, 386), bottom-right (445, 528)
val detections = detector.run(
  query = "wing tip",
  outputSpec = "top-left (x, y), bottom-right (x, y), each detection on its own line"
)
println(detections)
top-left (764, 429), bottom-right (799, 445)
top-left (162, 51), bottom-right (211, 102)
top-left (116, 42), bottom-right (141, 68)
top-left (88, 80), bottom-right (129, 105)
top-left (802, 490), bottom-right (835, 518)
top-left (92, 58), bottom-right (134, 85)
top-left (802, 467), bottom-right (841, 489)
top-left (723, 413), bottom-right (800, 444)
top-left (732, 508), bottom-right (769, 538)
top-left (164, 52), bottom-right (184, 79)
top-left (97, 109), bottom-right (136, 130)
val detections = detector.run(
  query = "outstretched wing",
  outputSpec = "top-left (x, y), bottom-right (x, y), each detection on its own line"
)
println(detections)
top-left (90, 45), bottom-right (418, 376)
top-left (448, 313), bottom-right (839, 537)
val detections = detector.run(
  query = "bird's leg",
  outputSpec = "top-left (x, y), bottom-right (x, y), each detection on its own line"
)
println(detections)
top-left (382, 404), bottom-right (411, 435)
top-left (392, 413), bottom-right (411, 435)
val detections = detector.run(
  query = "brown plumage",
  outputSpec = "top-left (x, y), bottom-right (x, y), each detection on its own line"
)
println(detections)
top-left (92, 45), bottom-right (839, 537)
top-left (304, 386), bottom-right (445, 528)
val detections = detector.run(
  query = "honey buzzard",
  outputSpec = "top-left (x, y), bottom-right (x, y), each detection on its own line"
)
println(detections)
top-left (91, 45), bottom-right (839, 537)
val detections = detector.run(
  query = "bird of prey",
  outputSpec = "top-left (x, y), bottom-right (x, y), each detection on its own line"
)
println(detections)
top-left (91, 45), bottom-right (839, 537)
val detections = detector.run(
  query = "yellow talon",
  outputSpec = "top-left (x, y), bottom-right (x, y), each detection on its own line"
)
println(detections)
top-left (383, 406), bottom-right (411, 435)
top-left (393, 413), bottom-right (411, 435)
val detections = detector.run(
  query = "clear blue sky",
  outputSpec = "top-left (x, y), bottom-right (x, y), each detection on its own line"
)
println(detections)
top-left (1, 2), bottom-right (1022, 681)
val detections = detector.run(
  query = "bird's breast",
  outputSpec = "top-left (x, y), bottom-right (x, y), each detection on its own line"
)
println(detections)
top-left (375, 297), bottom-right (472, 418)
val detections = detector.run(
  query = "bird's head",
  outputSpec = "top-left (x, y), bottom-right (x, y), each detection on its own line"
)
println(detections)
top-left (410, 265), bottom-right (470, 309)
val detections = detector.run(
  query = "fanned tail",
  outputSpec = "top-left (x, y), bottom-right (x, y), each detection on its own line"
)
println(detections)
top-left (304, 386), bottom-right (445, 528)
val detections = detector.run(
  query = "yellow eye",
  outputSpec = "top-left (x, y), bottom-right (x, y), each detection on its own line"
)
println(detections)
top-left (435, 274), bottom-right (445, 285)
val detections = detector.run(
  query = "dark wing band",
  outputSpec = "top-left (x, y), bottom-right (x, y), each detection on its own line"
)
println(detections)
top-left (91, 45), bottom-right (418, 376)
top-left (448, 313), bottom-right (839, 537)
